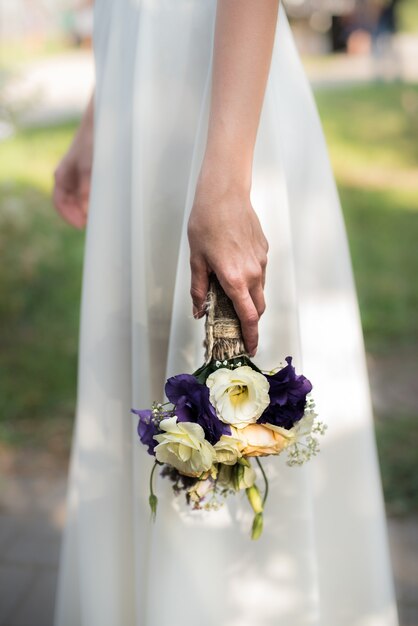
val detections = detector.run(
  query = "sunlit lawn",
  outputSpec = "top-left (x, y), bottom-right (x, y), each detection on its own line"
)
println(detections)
top-left (0, 82), bottom-right (417, 511)
top-left (315, 83), bottom-right (418, 353)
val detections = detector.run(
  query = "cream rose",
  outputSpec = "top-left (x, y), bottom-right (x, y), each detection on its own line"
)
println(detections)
top-left (206, 366), bottom-right (270, 429)
top-left (233, 423), bottom-right (288, 457)
top-left (213, 433), bottom-right (245, 465)
top-left (153, 417), bottom-right (216, 477)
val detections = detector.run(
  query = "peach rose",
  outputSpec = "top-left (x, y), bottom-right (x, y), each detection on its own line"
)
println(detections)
top-left (233, 423), bottom-right (289, 457)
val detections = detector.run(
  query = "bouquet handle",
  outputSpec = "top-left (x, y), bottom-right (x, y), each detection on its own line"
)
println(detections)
top-left (204, 274), bottom-right (247, 363)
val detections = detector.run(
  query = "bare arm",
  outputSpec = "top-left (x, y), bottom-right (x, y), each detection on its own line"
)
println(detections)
top-left (188, 0), bottom-right (280, 356)
top-left (205, 0), bottom-right (279, 188)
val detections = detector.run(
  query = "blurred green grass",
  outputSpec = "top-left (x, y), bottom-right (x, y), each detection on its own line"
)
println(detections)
top-left (0, 122), bottom-right (83, 448)
top-left (315, 83), bottom-right (418, 515)
top-left (375, 415), bottom-right (418, 516)
top-left (315, 83), bottom-right (418, 354)
top-left (397, 0), bottom-right (418, 33)
top-left (0, 83), bottom-right (417, 511)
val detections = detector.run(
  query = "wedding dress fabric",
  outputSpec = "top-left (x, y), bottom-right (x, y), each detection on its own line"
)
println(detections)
top-left (54, 2), bottom-right (399, 625)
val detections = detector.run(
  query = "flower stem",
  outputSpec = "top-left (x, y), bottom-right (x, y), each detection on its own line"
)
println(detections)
top-left (149, 461), bottom-right (159, 521)
top-left (255, 457), bottom-right (269, 507)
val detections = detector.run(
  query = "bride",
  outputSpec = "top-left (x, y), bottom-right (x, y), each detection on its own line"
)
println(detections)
top-left (52, 1), bottom-right (398, 625)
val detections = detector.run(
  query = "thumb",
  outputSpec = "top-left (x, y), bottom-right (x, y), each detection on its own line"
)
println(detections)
top-left (190, 257), bottom-right (209, 318)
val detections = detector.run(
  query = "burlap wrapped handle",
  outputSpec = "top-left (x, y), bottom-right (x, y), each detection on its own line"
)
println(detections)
top-left (204, 274), bottom-right (247, 363)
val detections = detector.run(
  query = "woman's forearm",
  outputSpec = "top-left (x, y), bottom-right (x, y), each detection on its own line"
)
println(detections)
top-left (201, 0), bottom-right (280, 191)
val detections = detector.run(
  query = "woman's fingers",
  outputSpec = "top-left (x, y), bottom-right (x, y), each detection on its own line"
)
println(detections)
top-left (53, 185), bottom-right (86, 229)
top-left (190, 257), bottom-right (209, 318)
top-left (232, 291), bottom-right (259, 357)
top-left (190, 254), bottom-right (265, 355)
top-left (250, 283), bottom-right (266, 318)
top-left (53, 160), bottom-right (90, 229)
top-left (220, 280), bottom-right (260, 356)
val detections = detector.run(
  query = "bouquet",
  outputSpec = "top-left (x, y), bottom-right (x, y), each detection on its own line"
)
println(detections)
top-left (132, 276), bottom-right (326, 539)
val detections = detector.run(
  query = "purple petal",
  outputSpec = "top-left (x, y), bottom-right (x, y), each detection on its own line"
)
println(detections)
top-left (165, 374), bottom-right (230, 444)
top-left (132, 408), bottom-right (158, 456)
top-left (165, 373), bottom-right (200, 406)
top-left (258, 357), bottom-right (312, 429)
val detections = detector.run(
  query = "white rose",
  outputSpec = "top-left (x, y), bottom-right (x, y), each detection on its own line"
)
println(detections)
top-left (206, 366), bottom-right (270, 429)
top-left (213, 433), bottom-right (245, 465)
top-left (154, 416), bottom-right (216, 477)
top-left (265, 413), bottom-right (314, 446)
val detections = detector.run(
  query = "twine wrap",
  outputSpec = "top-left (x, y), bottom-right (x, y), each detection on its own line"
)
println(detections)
top-left (204, 275), bottom-right (247, 363)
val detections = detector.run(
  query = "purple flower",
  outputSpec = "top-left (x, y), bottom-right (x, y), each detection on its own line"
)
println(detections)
top-left (258, 356), bottom-right (312, 430)
top-left (132, 409), bottom-right (159, 456)
top-left (165, 373), bottom-right (230, 444)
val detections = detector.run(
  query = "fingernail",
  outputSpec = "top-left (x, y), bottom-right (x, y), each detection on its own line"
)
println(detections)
top-left (193, 306), bottom-right (198, 318)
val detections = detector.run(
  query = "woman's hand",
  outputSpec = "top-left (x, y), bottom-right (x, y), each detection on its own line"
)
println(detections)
top-left (187, 170), bottom-right (268, 357)
top-left (53, 94), bottom-right (94, 229)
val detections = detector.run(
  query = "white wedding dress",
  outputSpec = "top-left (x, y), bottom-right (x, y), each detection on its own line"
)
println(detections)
top-left (54, 2), bottom-right (399, 625)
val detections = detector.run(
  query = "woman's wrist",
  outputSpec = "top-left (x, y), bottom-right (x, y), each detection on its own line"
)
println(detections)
top-left (198, 148), bottom-right (253, 200)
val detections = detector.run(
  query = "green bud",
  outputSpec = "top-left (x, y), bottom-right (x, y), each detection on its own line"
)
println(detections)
top-left (237, 457), bottom-right (251, 467)
top-left (251, 512), bottom-right (264, 540)
top-left (246, 484), bottom-right (263, 514)
top-left (149, 493), bottom-right (158, 521)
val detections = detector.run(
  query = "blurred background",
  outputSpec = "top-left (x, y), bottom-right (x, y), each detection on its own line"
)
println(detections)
top-left (0, 0), bottom-right (417, 624)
